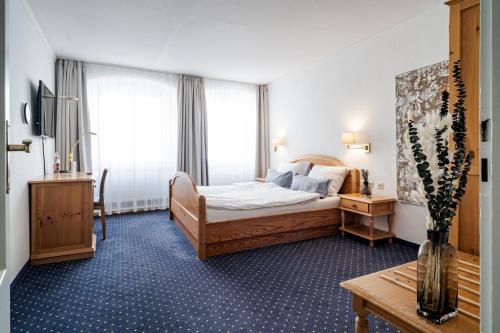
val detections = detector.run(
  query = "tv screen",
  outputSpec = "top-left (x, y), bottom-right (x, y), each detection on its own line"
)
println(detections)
top-left (34, 80), bottom-right (55, 137)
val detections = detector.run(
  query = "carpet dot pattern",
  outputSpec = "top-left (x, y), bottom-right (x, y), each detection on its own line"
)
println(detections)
top-left (11, 211), bottom-right (417, 332)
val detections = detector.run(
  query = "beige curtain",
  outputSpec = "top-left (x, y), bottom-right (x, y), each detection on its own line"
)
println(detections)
top-left (255, 85), bottom-right (270, 177)
top-left (177, 75), bottom-right (209, 185)
top-left (55, 59), bottom-right (92, 171)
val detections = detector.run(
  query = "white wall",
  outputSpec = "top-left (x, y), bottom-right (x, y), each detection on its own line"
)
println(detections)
top-left (268, 5), bottom-right (448, 244)
top-left (7, 0), bottom-right (55, 283)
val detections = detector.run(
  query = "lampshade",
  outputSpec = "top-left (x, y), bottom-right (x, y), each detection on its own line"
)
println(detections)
top-left (273, 137), bottom-right (285, 146)
top-left (341, 132), bottom-right (356, 145)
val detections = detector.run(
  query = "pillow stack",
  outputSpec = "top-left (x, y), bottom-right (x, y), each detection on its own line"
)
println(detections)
top-left (265, 162), bottom-right (349, 197)
top-left (307, 165), bottom-right (349, 196)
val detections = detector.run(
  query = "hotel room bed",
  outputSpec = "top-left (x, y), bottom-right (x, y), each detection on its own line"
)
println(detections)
top-left (168, 155), bottom-right (360, 259)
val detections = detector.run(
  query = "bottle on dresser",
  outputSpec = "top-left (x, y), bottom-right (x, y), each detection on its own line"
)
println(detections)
top-left (54, 152), bottom-right (61, 172)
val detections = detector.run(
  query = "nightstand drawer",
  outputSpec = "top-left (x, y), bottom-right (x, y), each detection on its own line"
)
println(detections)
top-left (340, 198), bottom-right (369, 213)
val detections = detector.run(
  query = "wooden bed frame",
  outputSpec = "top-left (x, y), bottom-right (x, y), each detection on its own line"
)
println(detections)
top-left (168, 155), bottom-right (360, 259)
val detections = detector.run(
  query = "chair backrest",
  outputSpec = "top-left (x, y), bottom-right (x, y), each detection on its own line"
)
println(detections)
top-left (98, 168), bottom-right (108, 205)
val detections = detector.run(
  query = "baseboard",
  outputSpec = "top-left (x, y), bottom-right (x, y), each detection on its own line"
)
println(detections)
top-left (10, 260), bottom-right (30, 289)
top-left (340, 232), bottom-right (419, 250)
top-left (394, 237), bottom-right (419, 250)
top-left (93, 208), bottom-right (168, 217)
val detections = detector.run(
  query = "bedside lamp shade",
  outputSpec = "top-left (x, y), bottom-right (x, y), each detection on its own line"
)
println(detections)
top-left (341, 132), bottom-right (356, 145)
top-left (273, 137), bottom-right (285, 146)
top-left (341, 131), bottom-right (371, 153)
top-left (272, 137), bottom-right (285, 152)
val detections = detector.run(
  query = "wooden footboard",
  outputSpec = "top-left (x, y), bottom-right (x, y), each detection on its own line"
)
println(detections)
top-left (205, 208), bottom-right (341, 256)
top-left (169, 172), bottom-right (207, 259)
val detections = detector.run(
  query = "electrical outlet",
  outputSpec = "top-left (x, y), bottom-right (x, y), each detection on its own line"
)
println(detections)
top-left (377, 182), bottom-right (384, 191)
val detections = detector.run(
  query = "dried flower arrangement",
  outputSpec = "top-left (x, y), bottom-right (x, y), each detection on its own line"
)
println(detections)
top-left (409, 60), bottom-right (473, 232)
top-left (410, 60), bottom-right (473, 323)
top-left (360, 169), bottom-right (372, 197)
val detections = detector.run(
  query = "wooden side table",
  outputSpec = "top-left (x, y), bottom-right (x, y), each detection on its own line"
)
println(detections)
top-left (339, 193), bottom-right (396, 247)
top-left (341, 252), bottom-right (480, 333)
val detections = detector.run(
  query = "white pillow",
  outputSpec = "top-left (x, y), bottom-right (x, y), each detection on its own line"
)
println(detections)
top-left (276, 162), bottom-right (311, 176)
top-left (307, 165), bottom-right (349, 195)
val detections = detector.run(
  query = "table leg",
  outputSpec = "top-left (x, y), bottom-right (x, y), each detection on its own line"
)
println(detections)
top-left (168, 180), bottom-right (174, 220)
top-left (341, 210), bottom-right (346, 236)
top-left (369, 216), bottom-right (374, 247)
top-left (356, 316), bottom-right (369, 333)
top-left (388, 213), bottom-right (393, 244)
top-left (353, 294), bottom-right (370, 333)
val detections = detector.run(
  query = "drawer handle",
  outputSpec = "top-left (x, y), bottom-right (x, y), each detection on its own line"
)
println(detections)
top-left (352, 204), bottom-right (357, 208)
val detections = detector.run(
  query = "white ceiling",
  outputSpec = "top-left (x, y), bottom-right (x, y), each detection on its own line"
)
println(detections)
top-left (26, 0), bottom-right (441, 84)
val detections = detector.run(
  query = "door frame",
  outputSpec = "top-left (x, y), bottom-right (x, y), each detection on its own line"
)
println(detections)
top-left (0, 0), bottom-right (9, 331)
top-left (480, 0), bottom-right (500, 332)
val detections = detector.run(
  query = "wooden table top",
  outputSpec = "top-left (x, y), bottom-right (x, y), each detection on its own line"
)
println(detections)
top-left (339, 193), bottom-right (396, 204)
top-left (29, 172), bottom-right (95, 184)
top-left (341, 251), bottom-right (480, 333)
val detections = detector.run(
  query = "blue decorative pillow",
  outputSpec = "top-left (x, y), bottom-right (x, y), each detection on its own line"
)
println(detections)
top-left (290, 175), bottom-right (331, 198)
top-left (265, 170), bottom-right (293, 188)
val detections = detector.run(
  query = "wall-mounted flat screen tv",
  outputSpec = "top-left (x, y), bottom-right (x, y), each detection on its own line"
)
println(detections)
top-left (34, 80), bottom-right (55, 137)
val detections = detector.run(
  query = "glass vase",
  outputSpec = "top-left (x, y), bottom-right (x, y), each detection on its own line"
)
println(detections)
top-left (416, 230), bottom-right (458, 324)
top-left (361, 181), bottom-right (372, 197)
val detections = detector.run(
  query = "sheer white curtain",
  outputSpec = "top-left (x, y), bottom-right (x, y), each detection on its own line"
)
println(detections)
top-left (86, 64), bottom-right (177, 213)
top-left (205, 79), bottom-right (257, 185)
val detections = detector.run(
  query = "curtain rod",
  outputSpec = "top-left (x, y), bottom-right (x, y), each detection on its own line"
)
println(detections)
top-left (56, 57), bottom-right (266, 87)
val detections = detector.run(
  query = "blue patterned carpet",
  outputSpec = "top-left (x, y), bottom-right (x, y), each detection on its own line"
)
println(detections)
top-left (11, 211), bottom-right (417, 332)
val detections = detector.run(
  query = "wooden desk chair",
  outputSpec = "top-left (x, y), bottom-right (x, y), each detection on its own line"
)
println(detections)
top-left (94, 168), bottom-right (108, 240)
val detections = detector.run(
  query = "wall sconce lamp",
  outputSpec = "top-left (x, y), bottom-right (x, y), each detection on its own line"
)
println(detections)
top-left (341, 132), bottom-right (371, 153)
top-left (273, 137), bottom-right (285, 152)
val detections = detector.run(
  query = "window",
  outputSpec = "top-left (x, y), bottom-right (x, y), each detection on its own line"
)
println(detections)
top-left (87, 64), bottom-right (177, 213)
top-left (205, 79), bottom-right (257, 185)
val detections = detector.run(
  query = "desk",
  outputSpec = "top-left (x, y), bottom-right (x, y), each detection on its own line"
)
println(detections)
top-left (341, 252), bottom-right (480, 333)
top-left (29, 172), bottom-right (96, 265)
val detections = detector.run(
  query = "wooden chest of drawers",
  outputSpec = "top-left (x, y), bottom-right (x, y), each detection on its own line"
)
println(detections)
top-left (29, 173), bottom-right (96, 265)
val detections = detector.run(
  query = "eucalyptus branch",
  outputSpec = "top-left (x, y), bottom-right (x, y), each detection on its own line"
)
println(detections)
top-left (408, 60), bottom-right (473, 231)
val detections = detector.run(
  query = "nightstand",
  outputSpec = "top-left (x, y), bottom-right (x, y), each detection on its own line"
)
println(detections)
top-left (338, 193), bottom-right (396, 247)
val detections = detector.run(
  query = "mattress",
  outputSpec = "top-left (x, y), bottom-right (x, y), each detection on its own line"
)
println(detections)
top-left (198, 182), bottom-right (320, 210)
top-left (207, 196), bottom-right (340, 223)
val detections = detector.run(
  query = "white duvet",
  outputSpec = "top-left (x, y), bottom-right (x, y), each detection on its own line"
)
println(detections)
top-left (197, 182), bottom-right (320, 210)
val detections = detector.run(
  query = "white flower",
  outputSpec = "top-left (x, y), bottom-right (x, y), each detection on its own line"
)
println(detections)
top-left (425, 215), bottom-right (435, 230)
top-left (412, 110), bottom-right (452, 197)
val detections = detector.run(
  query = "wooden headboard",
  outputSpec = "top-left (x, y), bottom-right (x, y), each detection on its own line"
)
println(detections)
top-left (289, 154), bottom-right (360, 194)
